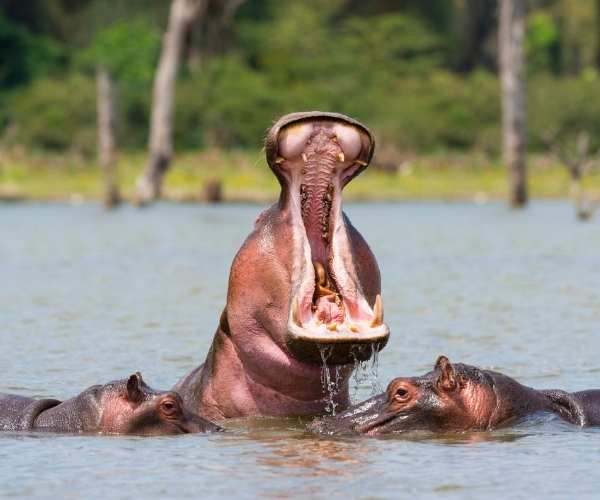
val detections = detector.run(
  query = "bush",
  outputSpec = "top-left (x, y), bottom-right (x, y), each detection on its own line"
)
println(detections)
top-left (175, 57), bottom-right (282, 149)
top-left (528, 74), bottom-right (600, 151)
top-left (0, 11), bottom-right (66, 89)
top-left (6, 65), bottom-right (600, 157)
top-left (4, 73), bottom-right (151, 153)
top-left (358, 71), bottom-right (501, 154)
top-left (6, 74), bottom-right (96, 154)
top-left (77, 20), bottom-right (160, 87)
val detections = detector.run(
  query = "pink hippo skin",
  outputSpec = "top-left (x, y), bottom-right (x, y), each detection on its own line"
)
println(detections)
top-left (308, 356), bottom-right (600, 436)
top-left (175, 112), bottom-right (390, 420)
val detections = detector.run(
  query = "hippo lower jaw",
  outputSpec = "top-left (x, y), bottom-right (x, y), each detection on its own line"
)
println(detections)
top-left (285, 300), bottom-right (390, 366)
top-left (270, 114), bottom-right (390, 365)
top-left (285, 203), bottom-right (390, 364)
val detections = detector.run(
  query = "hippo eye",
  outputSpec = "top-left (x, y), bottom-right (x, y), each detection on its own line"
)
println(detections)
top-left (160, 399), bottom-right (180, 417)
top-left (394, 387), bottom-right (410, 402)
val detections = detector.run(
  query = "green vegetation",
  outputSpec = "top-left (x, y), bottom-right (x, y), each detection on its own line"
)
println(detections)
top-left (1, 1), bottom-right (600, 201)
top-left (2, 149), bottom-right (597, 203)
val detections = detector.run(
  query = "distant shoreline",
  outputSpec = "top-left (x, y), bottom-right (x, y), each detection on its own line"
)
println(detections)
top-left (0, 192), bottom-right (581, 205)
top-left (1, 149), bottom-right (598, 204)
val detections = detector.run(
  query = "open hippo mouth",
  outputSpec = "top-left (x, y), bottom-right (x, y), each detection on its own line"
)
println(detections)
top-left (266, 112), bottom-right (390, 365)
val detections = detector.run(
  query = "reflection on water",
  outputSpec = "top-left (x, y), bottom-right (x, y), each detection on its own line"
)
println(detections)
top-left (2, 201), bottom-right (600, 499)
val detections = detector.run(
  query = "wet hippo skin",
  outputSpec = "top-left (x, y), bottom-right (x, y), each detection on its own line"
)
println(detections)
top-left (175, 112), bottom-right (390, 420)
top-left (309, 356), bottom-right (600, 435)
top-left (0, 372), bottom-right (221, 435)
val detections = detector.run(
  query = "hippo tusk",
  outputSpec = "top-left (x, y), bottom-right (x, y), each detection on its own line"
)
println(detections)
top-left (292, 296), bottom-right (302, 327)
top-left (370, 294), bottom-right (383, 327)
top-left (338, 152), bottom-right (345, 162)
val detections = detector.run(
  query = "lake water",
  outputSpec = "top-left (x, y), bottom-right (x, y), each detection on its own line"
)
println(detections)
top-left (1, 201), bottom-right (600, 499)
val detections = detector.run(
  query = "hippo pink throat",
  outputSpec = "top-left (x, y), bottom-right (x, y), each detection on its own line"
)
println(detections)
top-left (274, 119), bottom-right (388, 344)
top-left (299, 130), bottom-right (346, 325)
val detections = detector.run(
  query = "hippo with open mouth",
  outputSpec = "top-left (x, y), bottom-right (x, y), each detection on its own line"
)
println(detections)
top-left (0, 372), bottom-right (220, 435)
top-left (175, 112), bottom-right (390, 419)
top-left (309, 356), bottom-right (600, 435)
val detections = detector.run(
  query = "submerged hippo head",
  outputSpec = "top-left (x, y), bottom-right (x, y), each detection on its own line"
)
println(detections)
top-left (255, 111), bottom-right (389, 364)
top-left (4, 373), bottom-right (222, 435)
top-left (98, 373), bottom-right (221, 435)
top-left (309, 356), bottom-right (555, 435)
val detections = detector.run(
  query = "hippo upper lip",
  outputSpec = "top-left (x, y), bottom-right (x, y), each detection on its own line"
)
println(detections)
top-left (265, 111), bottom-right (375, 171)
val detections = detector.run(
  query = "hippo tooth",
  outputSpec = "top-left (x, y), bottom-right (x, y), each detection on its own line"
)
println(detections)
top-left (326, 322), bottom-right (338, 331)
top-left (301, 153), bottom-right (308, 163)
top-left (355, 159), bottom-right (368, 166)
top-left (349, 324), bottom-right (359, 333)
top-left (370, 294), bottom-right (383, 327)
top-left (275, 156), bottom-right (286, 164)
top-left (292, 297), bottom-right (302, 327)
top-left (338, 152), bottom-right (345, 162)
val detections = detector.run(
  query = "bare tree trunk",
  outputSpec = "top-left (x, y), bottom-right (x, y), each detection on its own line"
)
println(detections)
top-left (187, 0), bottom-right (246, 70)
top-left (96, 66), bottom-right (120, 209)
top-left (596, 0), bottom-right (600, 70)
top-left (543, 130), bottom-right (600, 221)
top-left (206, 0), bottom-right (246, 57)
top-left (454, 0), bottom-right (497, 72)
top-left (135, 0), bottom-right (207, 205)
top-left (499, 0), bottom-right (528, 208)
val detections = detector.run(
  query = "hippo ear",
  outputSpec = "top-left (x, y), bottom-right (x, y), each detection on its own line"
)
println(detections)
top-left (435, 355), bottom-right (457, 392)
top-left (126, 373), bottom-right (144, 404)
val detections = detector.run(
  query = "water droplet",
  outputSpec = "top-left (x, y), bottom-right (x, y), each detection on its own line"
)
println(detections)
top-left (350, 345), bottom-right (381, 403)
top-left (319, 345), bottom-right (339, 415)
top-left (369, 344), bottom-right (382, 394)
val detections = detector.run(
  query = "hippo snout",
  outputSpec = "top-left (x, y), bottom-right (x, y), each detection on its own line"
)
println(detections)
top-left (307, 393), bottom-right (389, 436)
top-left (180, 410), bottom-right (223, 434)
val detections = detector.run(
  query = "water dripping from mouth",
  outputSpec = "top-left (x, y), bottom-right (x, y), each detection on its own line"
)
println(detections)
top-left (319, 345), bottom-right (340, 415)
top-left (350, 345), bottom-right (382, 403)
top-left (369, 344), bottom-right (382, 394)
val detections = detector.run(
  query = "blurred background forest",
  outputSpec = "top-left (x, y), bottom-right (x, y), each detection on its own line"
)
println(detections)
top-left (1, 0), bottom-right (599, 208)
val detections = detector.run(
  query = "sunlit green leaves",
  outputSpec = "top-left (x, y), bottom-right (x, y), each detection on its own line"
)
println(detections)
top-left (77, 20), bottom-right (160, 85)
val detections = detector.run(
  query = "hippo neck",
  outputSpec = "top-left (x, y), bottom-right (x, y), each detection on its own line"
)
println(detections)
top-left (33, 388), bottom-right (102, 432)
top-left (180, 327), bottom-right (351, 420)
top-left (486, 371), bottom-right (552, 427)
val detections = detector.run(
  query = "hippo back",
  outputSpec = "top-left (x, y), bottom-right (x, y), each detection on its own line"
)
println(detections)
top-left (0, 394), bottom-right (61, 431)
top-left (571, 390), bottom-right (600, 426)
top-left (540, 389), bottom-right (592, 426)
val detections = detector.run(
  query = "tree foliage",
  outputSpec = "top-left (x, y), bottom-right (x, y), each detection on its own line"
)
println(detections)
top-left (2, 0), bottom-right (600, 153)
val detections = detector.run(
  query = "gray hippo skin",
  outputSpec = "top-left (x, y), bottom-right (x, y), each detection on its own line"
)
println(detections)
top-left (309, 356), bottom-right (600, 435)
top-left (0, 372), bottom-right (221, 435)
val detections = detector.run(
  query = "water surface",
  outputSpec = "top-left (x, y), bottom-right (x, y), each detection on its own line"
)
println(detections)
top-left (2, 201), bottom-right (600, 499)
